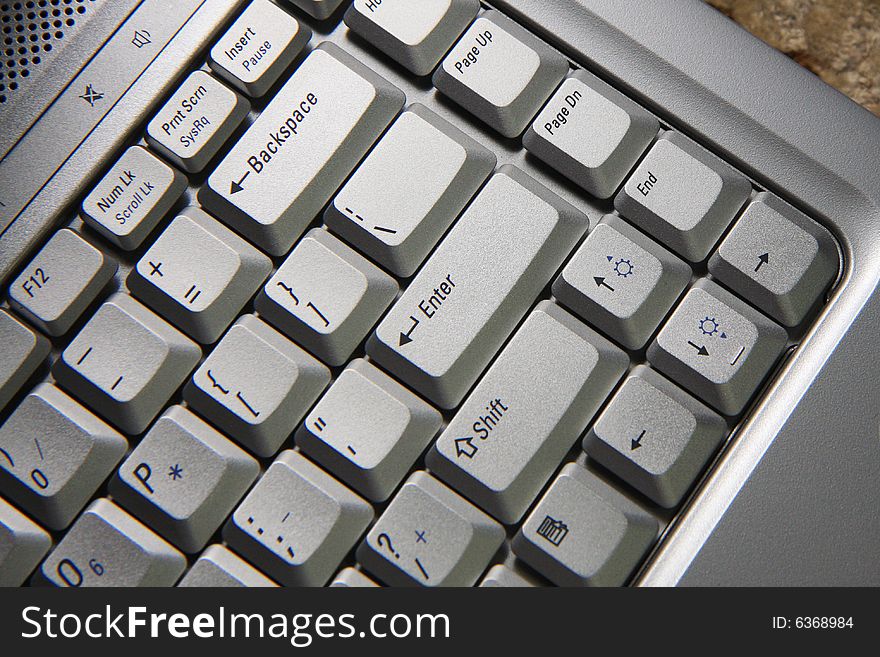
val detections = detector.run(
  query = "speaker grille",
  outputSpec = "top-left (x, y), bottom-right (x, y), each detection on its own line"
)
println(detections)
top-left (0, 0), bottom-right (96, 104)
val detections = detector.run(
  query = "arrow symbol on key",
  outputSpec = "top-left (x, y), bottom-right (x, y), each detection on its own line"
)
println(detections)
top-left (399, 315), bottom-right (420, 346)
top-left (631, 429), bottom-right (646, 451)
top-left (594, 276), bottom-right (615, 292)
top-left (454, 437), bottom-right (478, 459)
top-left (754, 252), bottom-right (770, 272)
top-left (687, 340), bottom-right (710, 356)
top-left (230, 171), bottom-right (250, 195)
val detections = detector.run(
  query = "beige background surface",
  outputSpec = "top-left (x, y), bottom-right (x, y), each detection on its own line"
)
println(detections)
top-left (707, 0), bottom-right (880, 115)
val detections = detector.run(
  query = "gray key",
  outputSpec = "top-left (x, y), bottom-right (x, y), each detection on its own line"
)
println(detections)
top-left (297, 358), bottom-right (442, 502)
top-left (283, 0), bottom-right (346, 20)
top-left (178, 544), bottom-right (278, 587)
top-left (146, 70), bottom-right (249, 173)
top-left (330, 566), bottom-right (380, 587)
top-left (709, 192), bottom-right (839, 326)
top-left (201, 42), bottom-right (405, 255)
top-left (9, 229), bottom-right (117, 336)
top-left (552, 216), bottom-right (691, 349)
top-left (53, 293), bottom-right (201, 434)
top-left (0, 383), bottom-right (127, 530)
top-left (209, 0), bottom-right (311, 97)
top-left (110, 406), bottom-right (259, 553)
top-left (40, 499), bottom-right (186, 587)
top-left (427, 301), bottom-right (627, 524)
top-left (345, 0), bottom-right (479, 76)
top-left (524, 71), bottom-right (658, 199)
top-left (81, 145), bottom-right (187, 250)
top-left (257, 229), bottom-right (398, 365)
top-left (434, 11), bottom-right (568, 138)
top-left (647, 279), bottom-right (788, 415)
top-left (0, 498), bottom-right (51, 586)
top-left (325, 104), bottom-right (495, 277)
top-left (368, 165), bottom-right (588, 409)
top-left (357, 471), bottom-right (503, 586)
top-left (185, 315), bottom-right (331, 457)
top-left (584, 365), bottom-right (727, 508)
top-left (224, 450), bottom-right (373, 586)
top-left (0, 309), bottom-right (50, 412)
top-left (479, 564), bottom-right (538, 587)
top-left (615, 132), bottom-right (752, 261)
top-left (512, 463), bottom-right (657, 587)
top-left (128, 207), bottom-right (272, 344)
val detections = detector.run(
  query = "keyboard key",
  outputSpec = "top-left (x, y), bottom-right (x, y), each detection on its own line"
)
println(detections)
top-left (81, 146), bottom-right (187, 250)
top-left (647, 279), bottom-right (787, 415)
top-left (479, 564), bottom-right (538, 587)
top-left (9, 229), bottom-right (117, 336)
top-left (0, 309), bottom-right (50, 412)
top-left (0, 383), bottom-right (127, 530)
top-left (40, 499), bottom-right (186, 587)
top-left (224, 450), bottom-right (373, 586)
top-left (202, 42), bottom-right (405, 255)
top-left (512, 463), bottom-right (657, 587)
top-left (345, 0), bottom-right (479, 76)
top-left (524, 71), bottom-right (658, 199)
top-left (330, 566), bottom-right (380, 587)
top-left (708, 192), bottom-right (839, 326)
top-left (53, 293), bottom-right (201, 434)
top-left (185, 315), bottom-right (330, 457)
top-left (326, 104), bottom-right (495, 277)
top-left (110, 406), bottom-right (259, 553)
top-left (284, 0), bottom-right (346, 20)
top-left (368, 165), bottom-right (588, 409)
top-left (434, 11), bottom-right (567, 138)
top-left (357, 471), bottom-right (504, 586)
top-left (297, 358), bottom-right (442, 501)
top-left (128, 207), bottom-right (272, 344)
top-left (0, 498), bottom-right (51, 586)
top-left (552, 216), bottom-right (691, 349)
top-left (615, 132), bottom-right (751, 261)
top-left (584, 365), bottom-right (727, 508)
top-left (428, 302), bottom-right (627, 524)
top-left (147, 70), bottom-right (249, 173)
top-left (256, 229), bottom-right (398, 365)
top-left (209, 0), bottom-right (311, 97)
top-left (178, 544), bottom-right (278, 587)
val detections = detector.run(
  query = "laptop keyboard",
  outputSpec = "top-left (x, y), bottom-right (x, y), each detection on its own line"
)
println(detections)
top-left (0, 0), bottom-right (841, 587)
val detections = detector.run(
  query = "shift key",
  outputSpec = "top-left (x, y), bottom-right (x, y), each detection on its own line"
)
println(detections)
top-left (201, 42), bottom-right (405, 256)
top-left (367, 166), bottom-right (588, 409)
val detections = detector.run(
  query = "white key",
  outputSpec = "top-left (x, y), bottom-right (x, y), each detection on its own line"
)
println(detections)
top-left (357, 471), bottom-right (504, 586)
top-left (224, 450), bottom-right (373, 586)
top-left (147, 70), bottom-right (249, 173)
top-left (297, 359), bottom-right (443, 502)
top-left (0, 498), bottom-right (51, 586)
top-left (209, 0), bottom-right (311, 97)
top-left (185, 315), bottom-right (331, 457)
top-left (256, 229), bottom-right (398, 365)
top-left (9, 229), bottom-right (117, 336)
top-left (53, 293), bottom-right (201, 434)
top-left (178, 545), bottom-right (278, 587)
top-left (40, 499), bottom-right (186, 587)
top-left (330, 566), bottom-right (380, 587)
top-left (111, 406), bottom-right (259, 553)
top-left (433, 10), bottom-right (568, 137)
top-left (368, 165), bottom-right (589, 409)
top-left (427, 302), bottom-right (628, 524)
top-left (0, 383), bottom-right (127, 530)
top-left (128, 207), bottom-right (272, 344)
top-left (201, 42), bottom-right (405, 255)
top-left (326, 104), bottom-right (495, 276)
top-left (283, 0), bottom-right (347, 20)
top-left (0, 309), bottom-right (50, 412)
top-left (81, 146), bottom-right (187, 250)
top-left (524, 71), bottom-right (659, 199)
top-left (479, 564), bottom-right (538, 587)
top-left (345, 0), bottom-right (480, 76)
